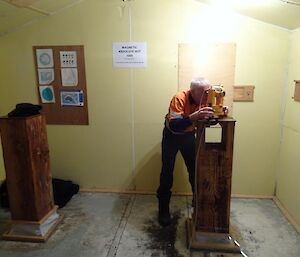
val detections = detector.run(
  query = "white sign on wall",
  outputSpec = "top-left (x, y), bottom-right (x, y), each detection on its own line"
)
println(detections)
top-left (113, 42), bottom-right (147, 68)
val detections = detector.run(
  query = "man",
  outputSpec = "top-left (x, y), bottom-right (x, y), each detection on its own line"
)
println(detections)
top-left (157, 78), bottom-right (214, 227)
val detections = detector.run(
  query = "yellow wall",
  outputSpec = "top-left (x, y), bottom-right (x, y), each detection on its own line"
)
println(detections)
top-left (0, 0), bottom-right (290, 195)
top-left (277, 28), bottom-right (300, 223)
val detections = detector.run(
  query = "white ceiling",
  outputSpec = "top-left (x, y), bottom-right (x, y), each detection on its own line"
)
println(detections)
top-left (0, 0), bottom-right (300, 37)
top-left (197, 0), bottom-right (300, 30)
top-left (0, 0), bottom-right (81, 36)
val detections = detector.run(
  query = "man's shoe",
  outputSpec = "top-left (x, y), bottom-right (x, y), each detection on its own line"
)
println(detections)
top-left (158, 212), bottom-right (171, 227)
top-left (158, 197), bottom-right (171, 227)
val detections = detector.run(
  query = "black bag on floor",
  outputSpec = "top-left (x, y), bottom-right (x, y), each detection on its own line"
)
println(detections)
top-left (0, 178), bottom-right (79, 209)
top-left (0, 181), bottom-right (9, 208)
top-left (52, 178), bottom-right (80, 208)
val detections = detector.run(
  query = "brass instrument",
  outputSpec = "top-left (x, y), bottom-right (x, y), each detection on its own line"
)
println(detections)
top-left (206, 84), bottom-right (226, 118)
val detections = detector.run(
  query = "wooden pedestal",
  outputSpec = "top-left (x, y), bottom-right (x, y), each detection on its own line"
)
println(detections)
top-left (186, 118), bottom-right (240, 253)
top-left (2, 207), bottom-right (64, 243)
top-left (0, 115), bottom-right (62, 242)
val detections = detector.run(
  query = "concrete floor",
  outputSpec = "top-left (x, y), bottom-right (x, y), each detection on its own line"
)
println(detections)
top-left (0, 193), bottom-right (300, 257)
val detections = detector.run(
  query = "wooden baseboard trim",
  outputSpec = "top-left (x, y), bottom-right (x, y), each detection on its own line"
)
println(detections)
top-left (80, 188), bottom-right (274, 199)
top-left (273, 196), bottom-right (300, 234)
top-left (80, 188), bottom-right (193, 196)
top-left (80, 188), bottom-right (155, 195)
top-left (231, 194), bottom-right (274, 200)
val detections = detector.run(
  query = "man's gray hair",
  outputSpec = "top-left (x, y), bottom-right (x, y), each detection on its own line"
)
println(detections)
top-left (190, 78), bottom-right (211, 90)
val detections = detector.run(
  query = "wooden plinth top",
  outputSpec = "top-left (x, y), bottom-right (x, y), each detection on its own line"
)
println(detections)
top-left (197, 117), bottom-right (236, 127)
top-left (197, 117), bottom-right (236, 123)
top-left (0, 114), bottom-right (43, 121)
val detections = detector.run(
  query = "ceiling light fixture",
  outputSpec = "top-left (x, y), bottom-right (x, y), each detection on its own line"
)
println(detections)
top-left (279, 0), bottom-right (300, 5)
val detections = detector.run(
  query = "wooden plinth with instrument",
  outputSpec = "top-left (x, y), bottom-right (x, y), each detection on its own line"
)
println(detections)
top-left (186, 118), bottom-right (240, 253)
top-left (0, 115), bottom-right (63, 242)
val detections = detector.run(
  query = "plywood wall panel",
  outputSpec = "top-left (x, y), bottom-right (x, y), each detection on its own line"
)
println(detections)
top-left (178, 43), bottom-right (236, 114)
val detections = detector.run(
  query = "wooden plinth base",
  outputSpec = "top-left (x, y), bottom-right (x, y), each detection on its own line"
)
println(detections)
top-left (2, 207), bottom-right (64, 243)
top-left (186, 218), bottom-right (240, 253)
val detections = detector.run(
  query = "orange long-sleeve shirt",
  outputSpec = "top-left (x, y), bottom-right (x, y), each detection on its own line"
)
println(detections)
top-left (165, 90), bottom-right (200, 133)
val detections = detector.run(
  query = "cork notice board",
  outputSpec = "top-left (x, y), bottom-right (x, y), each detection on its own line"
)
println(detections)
top-left (178, 43), bottom-right (236, 115)
top-left (33, 45), bottom-right (89, 125)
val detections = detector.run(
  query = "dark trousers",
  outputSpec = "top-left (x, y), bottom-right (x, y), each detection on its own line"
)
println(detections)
top-left (157, 127), bottom-right (196, 200)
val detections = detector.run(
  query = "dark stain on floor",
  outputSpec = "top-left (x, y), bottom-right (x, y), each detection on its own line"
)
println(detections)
top-left (143, 210), bottom-right (184, 257)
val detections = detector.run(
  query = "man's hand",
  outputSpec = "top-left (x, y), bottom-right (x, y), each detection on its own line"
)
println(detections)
top-left (223, 106), bottom-right (229, 116)
top-left (189, 107), bottom-right (214, 121)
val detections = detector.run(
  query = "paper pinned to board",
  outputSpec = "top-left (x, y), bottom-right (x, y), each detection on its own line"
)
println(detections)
top-left (61, 68), bottom-right (78, 87)
top-left (39, 85), bottom-right (55, 103)
top-left (61, 90), bottom-right (84, 106)
top-left (60, 51), bottom-right (77, 67)
top-left (36, 49), bottom-right (54, 68)
top-left (38, 69), bottom-right (54, 85)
